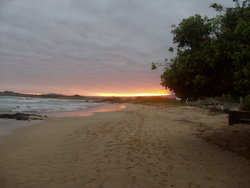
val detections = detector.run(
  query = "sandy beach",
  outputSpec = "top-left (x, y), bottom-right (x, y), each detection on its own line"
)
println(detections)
top-left (0, 104), bottom-right (250, 188)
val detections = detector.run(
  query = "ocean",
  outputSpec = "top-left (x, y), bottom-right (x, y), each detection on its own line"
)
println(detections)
top-left (0, 96), bottom-right (101, 114)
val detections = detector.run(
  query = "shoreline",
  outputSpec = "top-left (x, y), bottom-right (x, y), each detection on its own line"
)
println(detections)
top-left (0, 104), bottom-right (250, 187)
top-left (0, 103), bottom-right (126, 142)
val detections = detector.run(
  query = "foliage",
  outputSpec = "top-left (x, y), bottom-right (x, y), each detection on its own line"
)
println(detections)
top-left (215, 94), bottom-right (240, 103)
top-left (157, 0), bottom-right (250, 100)
top-left (241, 96), bottom-right (250, 111)
top-left (132, 96), bottom-right (178, 105)
top-left (151, 63), bottom-right (157, 70)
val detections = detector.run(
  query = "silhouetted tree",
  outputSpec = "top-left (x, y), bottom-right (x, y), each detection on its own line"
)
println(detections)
top-left (154, 0), bottom-right (250, 99)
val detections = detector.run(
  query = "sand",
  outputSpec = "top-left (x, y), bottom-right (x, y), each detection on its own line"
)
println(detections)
top-left (0, 119), bottom-right (42, 143)
top-left (0, 104), bottom-right (250, 188)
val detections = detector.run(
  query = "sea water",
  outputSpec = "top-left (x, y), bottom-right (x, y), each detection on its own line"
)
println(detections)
top-left (0, 96), bottom-right (101, 114)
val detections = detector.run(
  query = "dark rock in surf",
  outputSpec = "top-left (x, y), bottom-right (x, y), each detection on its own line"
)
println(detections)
top-left (0, 113), bottom-right (45, 120)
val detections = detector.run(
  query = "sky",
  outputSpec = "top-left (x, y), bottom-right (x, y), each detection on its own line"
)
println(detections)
top-left (0, 0), bottom-right (234, 96)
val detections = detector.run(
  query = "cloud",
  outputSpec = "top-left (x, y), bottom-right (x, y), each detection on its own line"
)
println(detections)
top-left (0, 0), bottom-right (234, 95)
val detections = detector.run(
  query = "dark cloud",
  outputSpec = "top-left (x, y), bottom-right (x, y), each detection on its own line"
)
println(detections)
top-left (0, 0), bottom-right (234, 95)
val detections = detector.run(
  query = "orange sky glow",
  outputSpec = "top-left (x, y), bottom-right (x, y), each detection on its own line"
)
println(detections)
top-left (22, 92), bottom-right (43, 96)
top-left (96, 90), bottom-right (171, 97)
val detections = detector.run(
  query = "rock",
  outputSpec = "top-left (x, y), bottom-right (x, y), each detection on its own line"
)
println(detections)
top-left (0, 113), bottom-right (45, 120)
top-left (0, 113), bottom-right (30, 120)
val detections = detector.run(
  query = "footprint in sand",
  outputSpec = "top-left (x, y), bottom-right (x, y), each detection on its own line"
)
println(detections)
top-left (132, 176), bottom-right (137, 183)
top-left (168, 164), bottom-right (174, 170)
top-left (126, 166), bottom-right (134, 169)
top-left (88, 178), bottom-right (96, 183)
top-left (116, 159), bottom-right (120, 164)
top-left (153, 174), bottom-right (159, 180)
top-left (96, 169), bottom-right (101, 173)
top-left (134, 162), bottom-right (140, 167)
top-left (160, 179), bottom-right (167, 186)
top-left (160, 171), bottom-right (168, 176)
top-left (188, 182), bottom-right (201, 188)
top-left (204, 176), bottom-right (213, 181)
top-left (163, 150), bottom-right (168, 156)
top-left (127, 151), bottom-right (131, 156)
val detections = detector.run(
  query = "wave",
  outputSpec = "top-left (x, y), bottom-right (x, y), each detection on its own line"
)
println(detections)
top-left (0, 96), bottom-right (102, 113)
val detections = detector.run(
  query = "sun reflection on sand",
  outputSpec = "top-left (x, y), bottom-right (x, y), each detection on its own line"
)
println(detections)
top-left (47, 104), bottom-right (126, 117)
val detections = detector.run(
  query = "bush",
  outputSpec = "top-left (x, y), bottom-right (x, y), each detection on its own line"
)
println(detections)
top-left (215, 95), bottom-right (240, 103)
top-left (241, 96), bottom-right (250, 111)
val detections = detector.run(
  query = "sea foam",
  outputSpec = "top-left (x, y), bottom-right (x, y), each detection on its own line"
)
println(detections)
top-left (0, 96), bottom-right (101, 113)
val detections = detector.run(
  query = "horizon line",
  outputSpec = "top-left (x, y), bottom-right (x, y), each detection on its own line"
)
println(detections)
top-left (0, 90), bottom-right (172, 98)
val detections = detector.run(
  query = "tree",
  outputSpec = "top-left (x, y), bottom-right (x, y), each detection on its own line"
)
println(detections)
top-left (157, 0), bottom-right (250, 100)
top-left (218, 0), bottom-right (250, 97)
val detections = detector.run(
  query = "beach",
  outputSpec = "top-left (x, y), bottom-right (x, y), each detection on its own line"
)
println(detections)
top-left (0, 104), bottom-right (250, 188)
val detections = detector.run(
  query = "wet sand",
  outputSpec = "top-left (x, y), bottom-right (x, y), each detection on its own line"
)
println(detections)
top-left (46, 103), bottom-right (126, 117)
top-left (0, 104), bottom-right (250, 188)
top-left (0, 119), bottom-right (42, 143)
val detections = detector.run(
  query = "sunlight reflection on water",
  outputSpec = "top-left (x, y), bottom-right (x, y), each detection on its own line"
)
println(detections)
top-left (46, 104), bottom-right (126, 117)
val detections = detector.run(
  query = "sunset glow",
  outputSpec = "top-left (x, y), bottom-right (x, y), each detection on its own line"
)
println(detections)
top-left (97, 90), bottom-right (171, 97)
top-left (22, 92), bottom-right (42, 96)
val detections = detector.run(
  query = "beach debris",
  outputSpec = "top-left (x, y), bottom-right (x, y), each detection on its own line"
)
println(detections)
top-left (0, 113), bottom-right (46, 120)
top-left (187, 98), bottom-right (240, 113)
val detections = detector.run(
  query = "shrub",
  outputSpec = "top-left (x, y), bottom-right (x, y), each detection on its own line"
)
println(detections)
top-left (215, 95), bottom-right (240, 103)
top-left (241, 96), bottom-right (250, 111)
